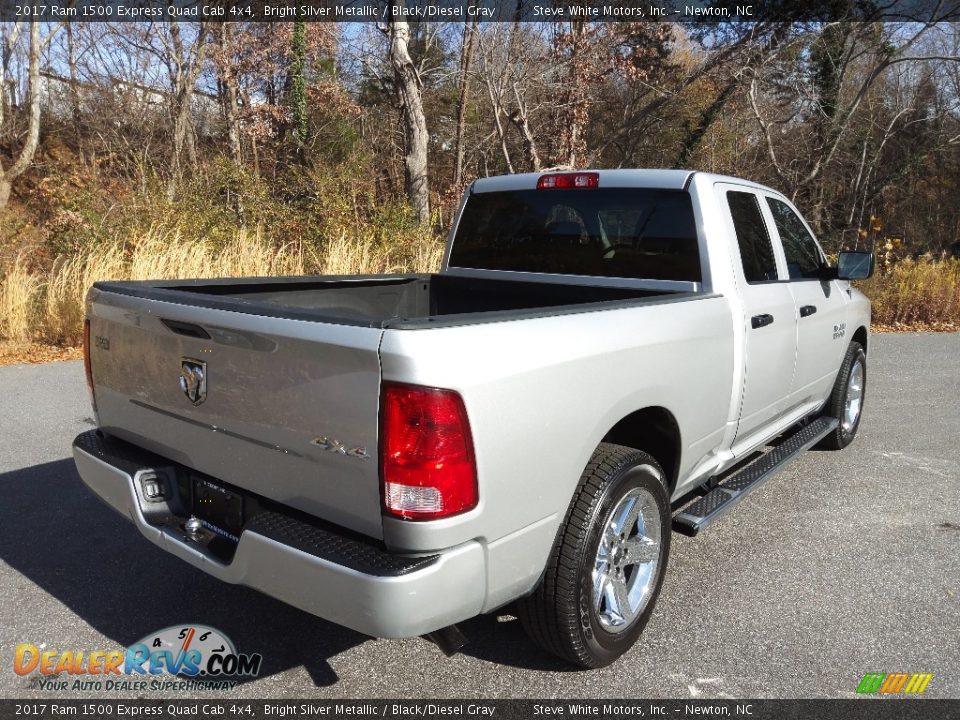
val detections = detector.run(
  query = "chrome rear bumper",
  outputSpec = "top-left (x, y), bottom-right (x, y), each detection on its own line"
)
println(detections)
top-left (72, 430), bottom-right (485, 638)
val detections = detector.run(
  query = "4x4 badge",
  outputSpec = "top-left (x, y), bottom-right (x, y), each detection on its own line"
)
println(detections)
top-left (311, 436), bottom-right (370, 460)
top-left (179, 358), bottom-right (207, 405)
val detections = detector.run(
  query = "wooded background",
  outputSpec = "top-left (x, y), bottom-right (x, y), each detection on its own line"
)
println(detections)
top-left (0, 16), bottom-right (959, 348)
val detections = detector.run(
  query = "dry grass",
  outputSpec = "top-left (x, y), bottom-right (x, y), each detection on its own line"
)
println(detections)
top-left (858, 257), bottom-right (960, 332)
top-left (2, 232), bottom-right (953, 362)
top-left (0, 225), bottom-right (443, 353)
top-left (0, 261), bottom-right (43, 342)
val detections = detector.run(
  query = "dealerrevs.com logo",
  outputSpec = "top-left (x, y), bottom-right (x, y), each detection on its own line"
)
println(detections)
top-left (856, 672), bottom-right (933, 695)
top-left (13, 625), bottom-right (262, 692)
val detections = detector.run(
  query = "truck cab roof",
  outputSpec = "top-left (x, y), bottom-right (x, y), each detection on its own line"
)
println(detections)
top-left (471, 169), bottom-right (777, 195)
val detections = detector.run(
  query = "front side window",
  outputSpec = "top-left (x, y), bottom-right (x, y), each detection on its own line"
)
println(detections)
top-left (767, 198), bottom-right (825, 280)
top-left (727, 191), bottom-right (778, 283)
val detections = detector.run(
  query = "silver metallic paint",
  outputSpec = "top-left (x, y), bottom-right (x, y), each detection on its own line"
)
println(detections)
top-left (75, 169), bottom-right (871, 636)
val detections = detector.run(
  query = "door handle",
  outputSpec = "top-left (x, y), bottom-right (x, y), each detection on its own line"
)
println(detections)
top-left (751, 313), bottom-right (774, 329)
top-left (800, 305), bottom-right (817, 318)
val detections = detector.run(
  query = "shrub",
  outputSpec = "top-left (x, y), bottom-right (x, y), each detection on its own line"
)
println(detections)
top-left (858, 257), bottom-right (960, 329)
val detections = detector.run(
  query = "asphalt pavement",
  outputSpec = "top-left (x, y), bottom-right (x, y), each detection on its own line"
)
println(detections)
top-left (1, 333), bottom-right (958, 699)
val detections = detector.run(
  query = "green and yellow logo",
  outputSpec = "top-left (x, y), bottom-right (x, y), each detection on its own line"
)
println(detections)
top-left (857, 672), bottom-right (933, 695)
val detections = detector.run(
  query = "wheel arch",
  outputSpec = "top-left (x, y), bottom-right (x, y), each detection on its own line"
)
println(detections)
top-left (601, 406), bottom-right (681, 495)
top-left (853, 325), bottom-right (868, 354)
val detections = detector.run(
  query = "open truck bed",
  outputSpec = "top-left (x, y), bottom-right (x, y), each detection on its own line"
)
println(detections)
top-left (95, 273), bottom-right (691, 329)
top-left (85, 272), bottom-right (700, 543)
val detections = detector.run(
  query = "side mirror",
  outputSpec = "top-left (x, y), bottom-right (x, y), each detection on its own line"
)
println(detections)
top-left (836, 251), bottom-right (874, 280)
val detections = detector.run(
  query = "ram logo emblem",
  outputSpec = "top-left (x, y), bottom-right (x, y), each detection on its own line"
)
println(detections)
top-left (179, 358), bottom-right (207, 406)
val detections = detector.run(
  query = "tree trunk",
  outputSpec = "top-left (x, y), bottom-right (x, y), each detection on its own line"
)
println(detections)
top-left (388, 4), bottom-right (430, 225)
top-left (168, 92), bottom-right (193, 200)
top-left (508, 85), bottom-right (542, 172)
top-left (66, 23), bottom-right (81, 128)
top-left (0, 25), bottom-right (21, 137)
top-left (453, 20), bottom-right (478, 188)
top-left (219, 24), bottom-right (242, 164)
top-left (0, 23), bottom-right (41, 212)
top-left (291, 20), bottom-right (308, 148)
top-left (482, 72), bottom-right (514, 174)
top-left (559, 21), bottom-right (589, 168)
top-left (0, 177), bottom-right (11, 209)
top-left (166, 22), bottom-right (208, 201)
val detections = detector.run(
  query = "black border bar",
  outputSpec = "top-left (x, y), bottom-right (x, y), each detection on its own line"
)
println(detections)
top-left (1, 699), bottom-right (958, 719)
top-left (1, 0), bottom-right (959, 23)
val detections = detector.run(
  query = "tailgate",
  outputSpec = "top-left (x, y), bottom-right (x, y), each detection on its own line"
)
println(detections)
top-left (87, 286), bottom-right (385, 539)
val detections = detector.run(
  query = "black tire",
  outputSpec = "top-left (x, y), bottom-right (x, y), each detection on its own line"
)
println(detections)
top-left (819, 340), bottom-right (867, 450)
top-left (517, 443), bottom-right (671, 668)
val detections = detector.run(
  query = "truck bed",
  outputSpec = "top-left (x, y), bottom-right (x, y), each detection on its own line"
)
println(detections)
top-left (95, 274), bottom-right (692, 329)
top-left (86, 272), bottom-right (708, 541)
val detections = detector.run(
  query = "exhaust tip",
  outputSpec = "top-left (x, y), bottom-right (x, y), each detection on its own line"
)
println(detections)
top-left (423, 624), bottom-right (468, 657)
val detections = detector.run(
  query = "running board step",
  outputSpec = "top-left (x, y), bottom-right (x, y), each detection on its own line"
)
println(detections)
top-left (672, 417), bottom-right (839, 537)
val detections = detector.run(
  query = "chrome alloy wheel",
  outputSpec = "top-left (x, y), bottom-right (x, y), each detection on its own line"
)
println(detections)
top-left (843, 359), bottom-right (864, 431)
top-left (592, 481), bottom-right (662, 633)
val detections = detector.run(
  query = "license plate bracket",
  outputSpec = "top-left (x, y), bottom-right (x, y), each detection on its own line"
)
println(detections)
top-left (191, 476), bottom-right (244, 540)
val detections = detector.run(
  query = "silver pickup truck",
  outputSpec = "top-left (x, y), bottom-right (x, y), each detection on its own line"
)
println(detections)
top-left (73, 169), bottom-right (873, 668)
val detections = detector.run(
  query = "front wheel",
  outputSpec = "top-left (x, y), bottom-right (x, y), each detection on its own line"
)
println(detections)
top-left (517, 443), bottom-right (671, 668)
top-left (819, 340), bottom-right (866, 450)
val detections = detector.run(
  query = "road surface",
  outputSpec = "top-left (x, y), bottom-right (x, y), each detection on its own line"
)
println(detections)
top-left (1, 333), bottom-right (957, 699)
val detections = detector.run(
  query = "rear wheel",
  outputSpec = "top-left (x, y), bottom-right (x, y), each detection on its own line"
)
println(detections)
top-left (819, 340), bottom-right (866, 450)
top-left (517, 443), bottom-right (670, 668)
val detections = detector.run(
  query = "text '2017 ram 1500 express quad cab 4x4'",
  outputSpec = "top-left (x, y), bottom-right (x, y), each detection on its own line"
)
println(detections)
top-left (74, 170), bottom-right (874, 668)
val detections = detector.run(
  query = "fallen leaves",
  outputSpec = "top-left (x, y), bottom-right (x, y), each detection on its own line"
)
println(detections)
top-left (0, 341), bottom-right (83, 366)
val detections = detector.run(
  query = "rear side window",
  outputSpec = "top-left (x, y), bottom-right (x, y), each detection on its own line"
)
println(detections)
top-left (767, 198), bottom-right (824, 279)
top-left (448, 188), bottom-right (701, 282)
top-left (727, 191), bottom-right (778, 283)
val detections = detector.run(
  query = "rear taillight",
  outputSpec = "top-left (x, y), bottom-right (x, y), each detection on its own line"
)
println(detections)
top-left (537, 172), bottom-right (599, 189)
top-left (83, 318), bottom-right (96, 412)
top-left (381, 382), bottom-right (477, 520)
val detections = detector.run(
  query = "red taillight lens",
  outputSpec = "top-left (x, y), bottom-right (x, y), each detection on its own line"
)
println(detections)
top-left (381, 382), bottom-right (477, 520)
top-left (537, 172), bottom-right (599, 190)
top-left (83, 318), bottom-right (96, 412)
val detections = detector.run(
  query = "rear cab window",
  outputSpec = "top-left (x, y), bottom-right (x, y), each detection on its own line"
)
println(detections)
top-left (448, 188), bottom-right (702, 283)
top-left (727, 190), bottom-right (779, 283)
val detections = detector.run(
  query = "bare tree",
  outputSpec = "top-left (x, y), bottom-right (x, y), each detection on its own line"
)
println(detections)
top-left (554, 21), bottom-right (592, 167)
top-left (215, 23), bottom-right (242, 164)
top-left (475, 23), bottom-right (549, 174)
top-left (165, 21), bottom-right (210, 199)
top-left (383, 1), bottom-right (430, 224)
top-left (0, 23), bottom-right (59, 210)
top-left (65, 21), bottom-right (81, 128)
top-left (507, 83), bottom-right (542, 172)
top-left (478, 33), bottom-right (515, 174)
top-left (748, 21), bottom-right (958, 201)
top-left (453, 19), bottom-right (478, 187)
top-left (0, 24), bottom-right (23, 147)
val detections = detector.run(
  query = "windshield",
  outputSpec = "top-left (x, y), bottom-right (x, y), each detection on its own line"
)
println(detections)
top-left (448, 188), bottom-right (701, 283)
